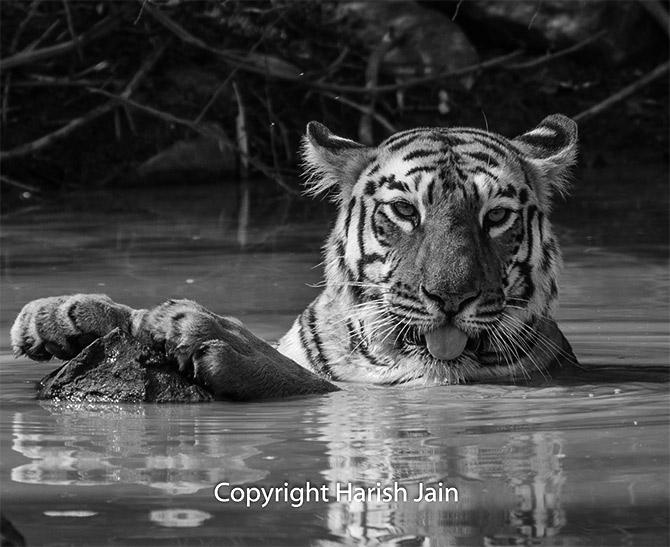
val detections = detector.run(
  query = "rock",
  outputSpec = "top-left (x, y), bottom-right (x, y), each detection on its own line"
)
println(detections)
top-left (338, 2), bottom-right (479, 89)
top-left (36, 329), bottom-right (214, 403)
top-left (36, 327), bottom-right (340, 403)
top-left (137, 128), bottom-right (236, 179)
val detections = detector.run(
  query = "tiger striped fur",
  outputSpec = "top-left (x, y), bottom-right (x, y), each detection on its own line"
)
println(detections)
top-left (11, 115), bottom-right (579, 393)
top-left (276, 114), bottom-right (579, 384)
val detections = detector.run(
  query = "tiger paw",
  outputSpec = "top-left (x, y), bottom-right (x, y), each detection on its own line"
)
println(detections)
top-left (135, 299), bottom-right (249, 376)
top-left (10, 294), bottom-right (133, 361)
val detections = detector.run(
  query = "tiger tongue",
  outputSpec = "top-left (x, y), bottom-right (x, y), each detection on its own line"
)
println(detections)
top-left (424, 325), bottom-right (468, 361)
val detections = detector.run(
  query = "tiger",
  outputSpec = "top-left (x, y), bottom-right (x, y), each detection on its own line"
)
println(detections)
top-left (10, 114), bottom-right (579, 396)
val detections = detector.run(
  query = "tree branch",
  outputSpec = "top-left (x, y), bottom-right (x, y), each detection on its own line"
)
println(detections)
top-left (144, 4), bottom-right (522, 95)
top-left (506, 30), bottom-right (608, 70)
top-left (637, 0), bottom-right (670, 38)
top-left (573, 60), bottom-right (670, 122)
top-left (0, 15), bottom-right (119, 71)
top-left (0, 41), bottom-right (168, 160)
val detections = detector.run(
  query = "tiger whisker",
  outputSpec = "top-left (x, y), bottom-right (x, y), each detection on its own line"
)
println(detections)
top-left (496, 317), bottom-right (550, 381)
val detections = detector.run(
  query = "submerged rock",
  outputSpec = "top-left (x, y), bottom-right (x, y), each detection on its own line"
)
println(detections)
top-left (36, 329), bottom-right (213, 403)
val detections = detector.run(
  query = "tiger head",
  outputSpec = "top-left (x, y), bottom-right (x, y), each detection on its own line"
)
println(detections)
top-left (302, 115), bottom-right (578, 381)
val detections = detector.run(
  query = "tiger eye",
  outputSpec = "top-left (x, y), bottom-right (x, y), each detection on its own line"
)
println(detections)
top-left (485, 208), bottom-right (511, 226)
top-left (391, 201), bottom-right (419, 221)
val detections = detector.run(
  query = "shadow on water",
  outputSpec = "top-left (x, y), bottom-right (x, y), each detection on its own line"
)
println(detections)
top-left (0, 164), bottom-right (668, 546)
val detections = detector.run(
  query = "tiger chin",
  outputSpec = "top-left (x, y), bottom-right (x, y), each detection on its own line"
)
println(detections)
top-left (10, 115), bottom-right (579, 396)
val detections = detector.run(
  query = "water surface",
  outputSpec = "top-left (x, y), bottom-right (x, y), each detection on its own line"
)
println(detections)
top-left (1, 168), bottom-right (668, 546)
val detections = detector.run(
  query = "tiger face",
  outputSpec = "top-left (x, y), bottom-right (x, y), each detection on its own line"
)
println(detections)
top-left (299, 115), bottom-right (578, 382)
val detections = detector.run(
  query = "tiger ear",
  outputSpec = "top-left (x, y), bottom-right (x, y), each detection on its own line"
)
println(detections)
top-left (301, 121), bottom-right (373, 199)
top-left (512, 114), bottom-right (578, 200)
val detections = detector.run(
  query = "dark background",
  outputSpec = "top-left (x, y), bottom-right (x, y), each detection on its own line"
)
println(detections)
top-left (1, 0), bottom-right (668, 209)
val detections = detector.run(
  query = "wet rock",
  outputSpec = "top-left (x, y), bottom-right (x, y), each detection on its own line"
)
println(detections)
top-left (36, 329), bottom-right (214, 403)
top-left (36, 328), bottom-right (340, 403)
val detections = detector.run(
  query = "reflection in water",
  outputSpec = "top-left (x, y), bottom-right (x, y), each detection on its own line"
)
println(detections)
top-left (11, 404), bottom-right (269, 494)
top-left (43, 511), bottom-right (98, 518)
top-left (316, 392), bottom-right (568, 545)
top-left (149, 509), bottom-right (212, 528)
top-left (11, 392), bottom-right (574, 545)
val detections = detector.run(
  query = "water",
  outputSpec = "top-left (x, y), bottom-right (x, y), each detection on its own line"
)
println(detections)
top-left (1, 168), bottom-right (668, 546)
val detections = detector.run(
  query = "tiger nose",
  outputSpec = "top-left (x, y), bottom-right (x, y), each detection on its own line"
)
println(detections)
top-left (421, 285), bottom-right (480, 314)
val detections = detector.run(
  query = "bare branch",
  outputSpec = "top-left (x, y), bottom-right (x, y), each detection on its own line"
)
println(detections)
top-left (144, 4), bottom-right (522, 95)
top-left (9, 0), bottom-right (42, 53)
top-left (637, 0), bottom-right (670, 38)
top-left (311, 50), bottom-right (524, 95)
top-left (573, 60), bottom-right (670, 122)
top-left (321, 91), bottom-right (397, 135)
top-left (0, 41), bottom-right (168, 160)
top-left (0, 174), bottom-right (41, 193)
top-left (62, 0), bottom-right (83, 61)
top-left (506, 30), bottom-right (608, 70)
top-left (0, 15), bottom-right (119, 71)
top-left (359, 31), bottom-right (395, 144)
top-left (92, 87), bottom-right (298, 192)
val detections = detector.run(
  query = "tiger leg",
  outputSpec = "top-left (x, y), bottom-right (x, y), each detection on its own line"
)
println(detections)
top-left (11, 296), bottom-right (337, 399)
top-left (136, 300), bottom-right (338, 399)
top-left (11, 294), bottom-right (141, 361)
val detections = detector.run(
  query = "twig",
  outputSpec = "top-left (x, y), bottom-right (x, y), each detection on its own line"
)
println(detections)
top-left (9, 0), bottom-right (42, 53)
top-left (195, 68), bottom-right (240, 125)
top-left (232, 81), bottom-right (249, 179)
top-left (0, 41), bottom-right (168, 160)
top-left (359, 31), bottom-right (395, 145)
top-left (24, 19), bottom-right (61, 52)
top-left (637, 0), bottom-right (670, 38)
top-left (312, 49), bottom-right (523, 94)
top-left (573, 60), bottom-right (670, 122)
top-left (62, 0), bottom-right (83, 61)
top-left (315, 47), bottom-right (350, 82)
top-left (0, 15), bottom-right (119, 71)
top-left (89, 88), bottom-right (225, 140)
top-left (506, 30), bottom-right (608, 70)
top-left (0, 174), bottom-right (41, 193)
top-left (0, 102), bottom-right (113, 161)
top-left (323, 92), bottom-right (397, 134)
top-left (194, 27), bottom-right (269, 124)
top-left (12, 76), bottom-right (123, 87)
top-left (3, 0), bottom-right (42, 124)
top-left (233, 81), bottom-right (250, 247)
top-left (144, 5), bottom-right (276, 77)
